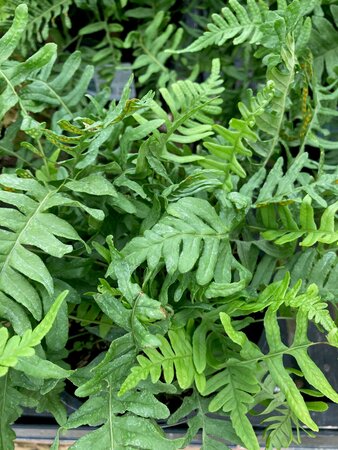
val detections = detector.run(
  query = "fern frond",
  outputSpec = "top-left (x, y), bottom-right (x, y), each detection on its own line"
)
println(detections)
top-left (287, 249), bottom-right (337, 300)
top-left (203, 356), bottom-right (261, 450)
top-left (0, 291), bottom-right (68, 376)
top-left (58, 372), bottom-right (184, 450)
top-left (0, 174), bottom-right (101, 329)
top-left (283, 280), bottom-right (337, 339)
top-left (21, 50), bottom-right (94, 120)
top-left (125, 11), bottom-right (183, 86)
top-left (119, 328), bottom-right (196, 395)
top-left (263, 404), bottom-right (299, 450)
top-left (0, 4), bottom-right (56, 127)
top-left (304, 76), bottom-right (338, 152)
top-left (172, 0), bottom-right (266, 53)
top-left (199, 81), bottom-right (275, 184)
top-left (79, 20), bottom-right (123, 74)
top-left (150, 58), bottom-right (224, 146)
top-left (217, 276), bottom-right (338, 439)
top-left (2, 0), bottom-right (73, 54)
top-left (260, 195), bottom-right (338, 246)
top-left (0, 4), bottom-right (92, 132)
top-left (94, 273), bottom-right (166, 348)
top-left (254, 34), bottom-right (297, 163)
top-left (254, 152), bottom-right (309, 205)
top-left (310, 4), bottom-right (338, 78)
top-left (46, 80), bottom-right (155, 168)
top-left (122, 197), bottom-right (228, 285)
top-left (168, 391), bottom-right (239, 449)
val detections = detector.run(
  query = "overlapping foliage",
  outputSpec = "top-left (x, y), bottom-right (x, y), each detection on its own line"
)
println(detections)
top-left (0, 1), bottom-right (337, 449)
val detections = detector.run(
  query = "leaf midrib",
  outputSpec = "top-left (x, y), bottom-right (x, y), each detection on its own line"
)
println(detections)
top-left (0, 189), bottom-right (54, 280)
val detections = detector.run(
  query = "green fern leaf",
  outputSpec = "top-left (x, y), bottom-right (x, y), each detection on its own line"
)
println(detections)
top-left (150, 58), bottom-right (224, 146)
top-left (305, 77), bottom-right (338, 152)
top-left (0, 291), bottom-right (68, 377)
top-left (0, 4), bottom-right (56, 126)
top-left (168, 391), bottom-right (239, 449)
top-left (203, 361), bottom-right (260, 450)
top-left (46, 80), bottom-right (155, 168)
top-left (94, 275), bottom-right (166, 348)
top-left (172, 0), bottom-right (265, 53)
top-left (310, 5), bottom-right (338, 78)
top-left (125, 11), bottom-right (183, 86)
top-left (61, 374), bottom-right (183, 450)
top-left (0, 174), bottom-right (100, 328)
top-left (261, 196), bottom-right (338, 246)
top-left (255, 153), bottom-right (309, 205)
top-left (254, 35), bottom-right (297, 162)
top-left (119, 328), bottom-right (196, 395)
top-left (67, 416), bottom-right (184, 450)
top-left (2, 0), bottom-right (73, 53)
top-left (263, 404), bottom-right (298, 450)
top-left (200, 81), bottom-right (275, 183)
top-left (122, 197), bottom-right (228, 286)
top-left (21, 50), bottom-right (94, 120)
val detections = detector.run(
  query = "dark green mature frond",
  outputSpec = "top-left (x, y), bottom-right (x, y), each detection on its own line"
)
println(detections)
top-left (56, 364), bottom-right (184, 450)
top-left (173, 0), bottom-right (266, 53)
top-left (0, 174), bottom-right (102, 330)
top-left (1, 0), bottom-right (73, 53)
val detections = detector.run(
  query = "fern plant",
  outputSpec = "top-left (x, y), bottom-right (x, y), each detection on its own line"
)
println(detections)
top-left (0, 0), bottom-right (73, 54)
top-left (0, 1), bottom-right (337, 449)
